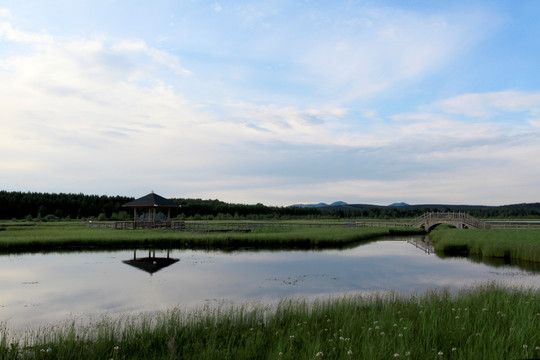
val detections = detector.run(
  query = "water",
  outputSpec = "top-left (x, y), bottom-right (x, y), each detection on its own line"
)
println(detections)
top-left (0, 237), bottom-right (538, 330)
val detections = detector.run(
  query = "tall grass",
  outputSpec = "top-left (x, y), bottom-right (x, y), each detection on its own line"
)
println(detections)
top-left (0, 222), bottom-right (423, 253)
top-left (1, 284), bottom-right (538, 359)
top-left (430, 228), bottom-right (540, 263)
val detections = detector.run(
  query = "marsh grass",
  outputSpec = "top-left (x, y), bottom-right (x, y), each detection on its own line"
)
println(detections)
top-left (0, 222), bottom-right (422, 253)
top-left (430, 228), bottom-right (540, 263)
top-left (1, 284), bottom-right (538, 359)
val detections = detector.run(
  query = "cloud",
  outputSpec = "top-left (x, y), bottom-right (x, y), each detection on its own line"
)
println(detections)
top-left (0, 21), bottom-right (357, 199)
top-left (1, 3), bottom-right (540, 206)
top-left (166, 3), bottom-right (498, 108)
top-left (0, 8), bottom-right (11, 18)
top-left (290, 6), bottom-right (498, 102)
top-left (0, 21), bottom-right (53, 43)
top-left (0, 24), bottom-right (201, 183)
top-left (112, 40), bottom-right (191, 76)
top-left (436, 91), bottom-right (540, 118)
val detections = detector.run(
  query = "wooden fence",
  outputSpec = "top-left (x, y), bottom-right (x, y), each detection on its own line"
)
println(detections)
top-left (486, 221), bottom-right (540, 230)
top-left (88, 221), bottom-right (386, 231)
top-left (87, 219), bottom-right (540, 231)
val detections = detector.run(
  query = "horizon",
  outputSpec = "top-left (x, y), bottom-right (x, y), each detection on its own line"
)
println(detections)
top-left (2, 1), bottom-right (540, 206)
top-left (3, 189), bottom-right (538, 209)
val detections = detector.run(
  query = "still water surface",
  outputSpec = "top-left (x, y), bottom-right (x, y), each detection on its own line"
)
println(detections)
top-left (0, 237), bottom-right (538, 330)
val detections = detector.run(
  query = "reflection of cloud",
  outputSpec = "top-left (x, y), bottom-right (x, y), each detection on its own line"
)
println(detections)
top-left (2, 245), bottom-right (539, 331)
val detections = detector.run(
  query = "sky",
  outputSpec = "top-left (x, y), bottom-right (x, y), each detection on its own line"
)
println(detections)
top-left (2, 0), bottom-right (540, 206)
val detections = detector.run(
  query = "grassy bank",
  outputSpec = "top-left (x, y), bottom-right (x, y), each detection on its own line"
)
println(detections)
top-left (0, 222), bottom-right (423, 253)
top-left (1, 285), bottom-right (538, 359)
top-left (430, 228), bottom-right (540, 263)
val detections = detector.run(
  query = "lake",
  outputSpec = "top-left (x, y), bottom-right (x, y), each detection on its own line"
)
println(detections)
top-left (0, 236), bottom-right (538, 331)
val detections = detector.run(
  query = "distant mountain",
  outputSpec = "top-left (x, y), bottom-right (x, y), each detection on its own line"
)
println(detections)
top-left (289, 202), bottom-right (329, 208)
top-left (288, 201), bottom-right (540, 213)
top-left (289, 201), bottom-right (348, 208)
top-left (330, 201), bottom-right (348, 206)
top-left (389, 202), bottom-right (410, 207)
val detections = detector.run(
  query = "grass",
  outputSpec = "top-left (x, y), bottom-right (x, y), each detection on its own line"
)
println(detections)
top-left (1, 284), bottom-right (538, 359)
top-left (1, 223), bottom-right (539, 358)
top-left (430, 227), bottom-right (540, 263)
top-left (0, 221), bottom-right (424, 253)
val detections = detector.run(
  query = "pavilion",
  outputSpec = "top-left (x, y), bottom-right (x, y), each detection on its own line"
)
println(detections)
top-left (122, 192), bottom-right (180, 228)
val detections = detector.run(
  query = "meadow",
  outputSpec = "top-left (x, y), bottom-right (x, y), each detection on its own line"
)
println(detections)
top-left (1, 222), bottom-right (539, 358)
top-left (0, 221), bottom-right (422, 253)
top-left (1, 284), bottom-right (538, 359)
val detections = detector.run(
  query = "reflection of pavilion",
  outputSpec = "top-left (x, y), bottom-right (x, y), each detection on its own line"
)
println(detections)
top-left (123, 249), bottom-right (179, 275)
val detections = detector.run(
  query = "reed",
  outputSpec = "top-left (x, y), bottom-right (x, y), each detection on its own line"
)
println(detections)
top-left (430, 228), bottom-right (540, 263)
top-left (0, 222), bottom-right (423, 253)
top-left (1, 284), bottom-right (538, 359)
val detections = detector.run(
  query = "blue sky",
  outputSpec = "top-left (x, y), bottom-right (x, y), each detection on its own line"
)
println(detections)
top-left (2, 1), bottom-right (540, 206)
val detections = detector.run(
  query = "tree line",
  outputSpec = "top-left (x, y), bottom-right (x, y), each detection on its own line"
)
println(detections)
top-left (0, 191), bottom-right (133, 221)
top-left (0, 191), bottom-right (320, 221)
top-left (1, 190), bottom-right (539, 221)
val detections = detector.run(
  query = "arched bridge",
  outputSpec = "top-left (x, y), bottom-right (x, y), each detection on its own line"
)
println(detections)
top-left (409, 212), bottom-right (489, 232)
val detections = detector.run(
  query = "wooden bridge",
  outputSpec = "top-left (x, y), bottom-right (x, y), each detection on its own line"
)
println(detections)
top-left (408, 212), bottom-right (489, 232)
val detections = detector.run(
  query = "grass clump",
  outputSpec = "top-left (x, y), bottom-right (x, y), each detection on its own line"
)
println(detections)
top-left (1, 284), bottom-right (538, 359)
top-left (430, 228), bottom-right (540, 263)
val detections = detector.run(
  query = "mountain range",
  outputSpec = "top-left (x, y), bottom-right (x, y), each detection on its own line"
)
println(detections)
top-left (289, 201), bottom-right (540, 211)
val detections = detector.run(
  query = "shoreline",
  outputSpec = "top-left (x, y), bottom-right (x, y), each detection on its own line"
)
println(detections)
top-left (1, 284), bottom-right (538, 359)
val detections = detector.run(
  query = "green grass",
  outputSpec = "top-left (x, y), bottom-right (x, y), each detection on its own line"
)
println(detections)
top-left (0, 222), bottom-right (423, 253)
top-left (1, 284), bottom-right (538, 359)
top-left (430, 228), bottom-right (540, 263)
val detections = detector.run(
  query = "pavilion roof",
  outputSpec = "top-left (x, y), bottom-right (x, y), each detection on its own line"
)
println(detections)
top-left (123, 257), bottom-right (180, 274)
top-left (122, 192), bottom-right (179, 208)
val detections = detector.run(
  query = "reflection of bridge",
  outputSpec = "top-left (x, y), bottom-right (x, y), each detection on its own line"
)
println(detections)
top-left (406, 237), bottom-right (435, 254)
top-left (408, 212), bottom-right (489, 232)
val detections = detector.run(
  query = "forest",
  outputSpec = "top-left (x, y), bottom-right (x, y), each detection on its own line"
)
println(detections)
top-left (1, 190), bottom-right (540, 221)
top-left (0, 191), bottom-right (319, 221)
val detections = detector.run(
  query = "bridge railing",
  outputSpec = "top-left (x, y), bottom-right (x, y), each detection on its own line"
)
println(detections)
top-left (460, 213), bottom-right (490, 229)
top-left (408, 212), bottom-right (489, 230)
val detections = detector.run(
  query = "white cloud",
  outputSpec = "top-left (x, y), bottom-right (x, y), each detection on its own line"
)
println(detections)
top-left (0, 8), bottom-right (11, 18)
top-left (112, 39), bottom-right (191, 76)
top-left (437, 91), bottom-right (540, 118)
top-left (1, 3), bottom-right (540, 206)
top-left (0, 25), bottom-right (203, 188)
top-left (293, 7), bottom-right (497, 102)
top-left (0, 21), bottom-right (52, 43)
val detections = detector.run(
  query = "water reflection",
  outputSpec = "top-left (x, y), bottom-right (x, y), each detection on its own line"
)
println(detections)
top-left (406, 236), bottom-right (434, 254)
top-left (123, 249), bottom-right (179, 275)
top-left (0, 237), bottom-right (538, 331)
top-left (438, 252), bottom-right (540, 273)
